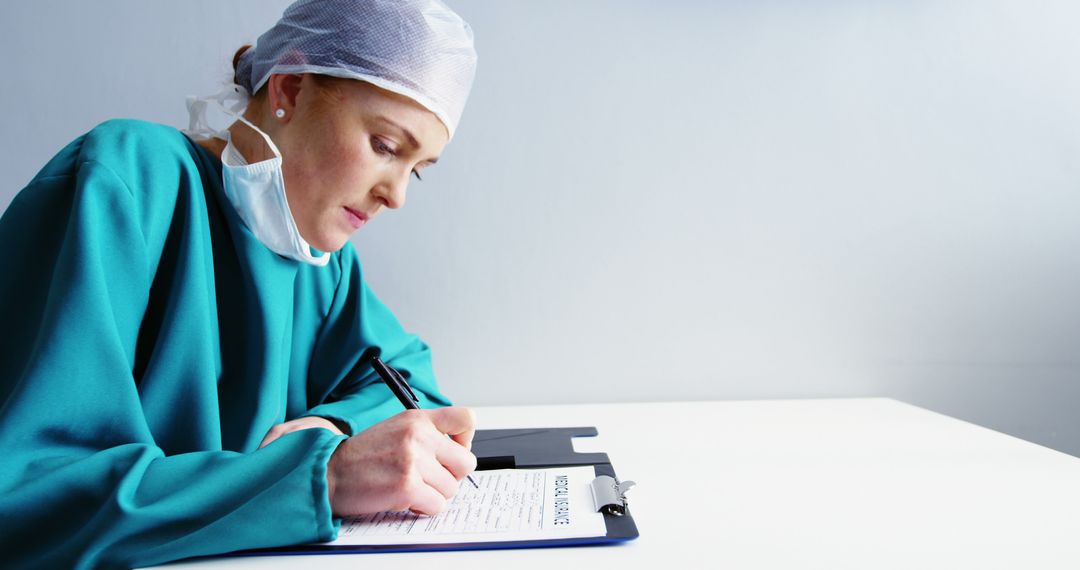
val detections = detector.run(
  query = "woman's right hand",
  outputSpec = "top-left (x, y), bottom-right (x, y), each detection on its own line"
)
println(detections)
top-left (326, 407), bottom-right (477, 517)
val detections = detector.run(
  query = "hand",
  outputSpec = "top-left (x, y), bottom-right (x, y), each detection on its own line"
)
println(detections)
top-left (327, 407), bottom-right (477, 517)
top-left (258, 416), bottom-right (346, 449)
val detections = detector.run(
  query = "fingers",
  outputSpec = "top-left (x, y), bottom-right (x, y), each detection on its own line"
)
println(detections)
top-left (419, 454), bottom-right (462, 501)
top-left (434, 436), bottom-right (478, 481)
top-left (426, 406), bottom-right (476, 449)
top-left (326, 407), bottom-right (478, 517)
top-left (451, 408), bottom-right (477, 451)
top-left (407, 479), bottom-right (449, 516)
top-left (416, 407), bottom-right (477, 480)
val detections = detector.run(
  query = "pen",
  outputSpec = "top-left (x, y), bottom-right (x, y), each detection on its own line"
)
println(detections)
top-left (371, 356), bottom-right (479, 489)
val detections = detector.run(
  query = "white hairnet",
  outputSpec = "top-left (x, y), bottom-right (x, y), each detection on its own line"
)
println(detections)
top-left (235, 0), bottom-right (477, 138)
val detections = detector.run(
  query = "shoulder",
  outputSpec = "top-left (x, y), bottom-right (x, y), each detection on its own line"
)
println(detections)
top-left (84, 118), bottom-right (183, 145)
top-left (83, 118), bottom-right (187, 146)
top-left (31, 119), bottom-right (208, 194)
top-left (79, 120), bottom-right (218, 232)
top-left (79, 119), bottom-right (204, 185)
top-left (12, 120), bottom-right (219, 261)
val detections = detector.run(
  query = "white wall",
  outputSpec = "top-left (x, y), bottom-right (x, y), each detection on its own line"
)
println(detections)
top-left (2, 1), bottom-right (1078, 455)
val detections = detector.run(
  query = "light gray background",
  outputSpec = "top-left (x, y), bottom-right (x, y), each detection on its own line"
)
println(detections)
top-left (2, 1), bottom-right (1078, 455)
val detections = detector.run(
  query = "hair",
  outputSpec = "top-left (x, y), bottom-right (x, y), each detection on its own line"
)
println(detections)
top-left (232, 44), bottom-right (253, 82)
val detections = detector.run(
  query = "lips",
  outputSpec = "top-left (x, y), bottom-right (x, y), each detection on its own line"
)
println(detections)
top-left (343, 206), bottom-right (369, 229)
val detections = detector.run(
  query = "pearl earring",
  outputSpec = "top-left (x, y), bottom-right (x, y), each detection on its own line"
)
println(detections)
top-left (275, 108), bottom-right (286, 119)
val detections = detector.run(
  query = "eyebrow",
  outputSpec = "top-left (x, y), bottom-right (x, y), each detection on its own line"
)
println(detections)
top-left (376, 115), bottom-right (439, 164)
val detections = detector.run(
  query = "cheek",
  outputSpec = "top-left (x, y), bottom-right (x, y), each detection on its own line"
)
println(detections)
top-left (285, 125), bottom-right (377, 206)
top-left (303, 146), bottom-right (377, 211)
top-left (330, 144), bottom-right (377, 187)
top-left (306, 139), bottom-right (365, 185)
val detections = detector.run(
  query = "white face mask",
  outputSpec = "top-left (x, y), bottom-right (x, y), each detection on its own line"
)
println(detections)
top-left (185, 87), bottom-right (330, 267)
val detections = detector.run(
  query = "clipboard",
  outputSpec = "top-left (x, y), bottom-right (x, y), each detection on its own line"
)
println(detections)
top-left (237, 427), bottom-right (638, 556)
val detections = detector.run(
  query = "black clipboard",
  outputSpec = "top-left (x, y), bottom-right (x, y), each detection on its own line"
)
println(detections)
top-left (235, 427), bottom-right (638, 556)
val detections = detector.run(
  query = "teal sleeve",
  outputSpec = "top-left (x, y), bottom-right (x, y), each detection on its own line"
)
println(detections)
top-left (0, 161), bottom-right (343, 569)
top-left (303, 247), bottom-right (453, 435)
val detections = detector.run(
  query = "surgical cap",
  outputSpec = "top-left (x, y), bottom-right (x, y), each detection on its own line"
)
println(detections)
top-left (235, 0), bottom-right (477, 138)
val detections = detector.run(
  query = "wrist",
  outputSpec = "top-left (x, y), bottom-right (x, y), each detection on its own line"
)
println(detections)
top-left (315, 415), bottom-right (352, 436)
top-left (326, 447), bottom-right (338, 513)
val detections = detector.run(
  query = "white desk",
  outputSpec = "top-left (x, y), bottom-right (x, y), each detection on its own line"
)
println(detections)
top-left (160, 399), bottom-right (1080, 569)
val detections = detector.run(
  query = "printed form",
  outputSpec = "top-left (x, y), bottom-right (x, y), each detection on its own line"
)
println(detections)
top-left (325, 465), bottom-right (607, 545)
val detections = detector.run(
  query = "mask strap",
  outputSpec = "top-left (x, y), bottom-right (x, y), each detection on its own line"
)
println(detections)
top-left (185, 84), bottom-right (251, 140)
top-left (231, 114), bottom-right (283, 159)
top-left (186, 85), bottom-right (284, 161)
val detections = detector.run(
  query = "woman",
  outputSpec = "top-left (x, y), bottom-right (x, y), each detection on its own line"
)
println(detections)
top-left (0, 0), bottom-right (478, 567)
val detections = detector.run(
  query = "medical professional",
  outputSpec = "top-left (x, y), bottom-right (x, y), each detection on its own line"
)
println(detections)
top-left (0, 0), bottom-right (478, 567)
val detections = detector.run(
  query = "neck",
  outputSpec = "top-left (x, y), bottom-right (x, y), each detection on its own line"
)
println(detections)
top-left (227, 119), bottom-right (278, 163)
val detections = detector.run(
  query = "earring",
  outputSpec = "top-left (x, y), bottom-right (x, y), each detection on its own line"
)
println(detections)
top-left (275, 108), bottom-right (286, 119)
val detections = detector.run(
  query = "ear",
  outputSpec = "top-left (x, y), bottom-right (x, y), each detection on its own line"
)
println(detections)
top-left (265, 74), bottom-right (304, 121)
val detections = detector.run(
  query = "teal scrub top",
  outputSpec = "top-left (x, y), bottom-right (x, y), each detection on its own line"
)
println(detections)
top-left (0, 119), bottom-right (452, 569)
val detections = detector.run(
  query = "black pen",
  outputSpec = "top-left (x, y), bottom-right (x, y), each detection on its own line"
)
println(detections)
top-left (371, 356), bottom-right (479, 489)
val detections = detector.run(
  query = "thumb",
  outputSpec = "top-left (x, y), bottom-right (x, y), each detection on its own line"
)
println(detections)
top-left (425, 406), bottom-right (476, 449)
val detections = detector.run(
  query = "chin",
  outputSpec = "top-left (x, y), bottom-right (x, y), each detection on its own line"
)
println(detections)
top-left (300, 216), bottom-right (351, 254)
top-left (312, 233), bottom-right (350, 254)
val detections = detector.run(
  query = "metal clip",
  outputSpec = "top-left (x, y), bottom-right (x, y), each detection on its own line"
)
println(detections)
top-left (590, 475), bottom-right (636, 517)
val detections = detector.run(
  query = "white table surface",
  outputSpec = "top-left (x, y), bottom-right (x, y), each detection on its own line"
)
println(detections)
top-left (156, 398), bottom-right (1080, 569)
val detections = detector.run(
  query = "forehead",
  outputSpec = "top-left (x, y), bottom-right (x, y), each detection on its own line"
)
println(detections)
top-left (331, 79), bottom-right (449, 147)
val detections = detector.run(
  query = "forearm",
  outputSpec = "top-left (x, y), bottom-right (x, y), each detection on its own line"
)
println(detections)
top-left (0, 429), bottom-right (344, 569)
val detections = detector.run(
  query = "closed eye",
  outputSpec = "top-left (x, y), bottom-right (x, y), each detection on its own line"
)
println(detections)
top-left (373, 136), bottom-right (425, 181)
top-left (371, 136), bottom-right (396, 156)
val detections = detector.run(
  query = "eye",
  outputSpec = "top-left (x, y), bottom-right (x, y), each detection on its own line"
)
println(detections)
top-left (412, 170), bottom-right (423, 181)
top-left (371, 136), bottom-right (397, 156)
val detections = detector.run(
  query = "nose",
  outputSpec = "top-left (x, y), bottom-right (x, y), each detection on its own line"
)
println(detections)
top-left (373, 172), bottom-right (409, 210)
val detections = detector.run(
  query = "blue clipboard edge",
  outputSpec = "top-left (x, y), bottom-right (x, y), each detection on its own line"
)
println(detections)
top-left (228, 532), bottom-right (636, 558)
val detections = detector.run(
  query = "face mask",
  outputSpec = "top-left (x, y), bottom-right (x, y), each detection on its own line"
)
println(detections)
top-left (185, 87), bottom-right (330, 267)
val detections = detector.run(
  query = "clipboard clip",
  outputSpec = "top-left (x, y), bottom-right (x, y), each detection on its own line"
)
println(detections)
top-left (590, 475), bottom-right (636, 517)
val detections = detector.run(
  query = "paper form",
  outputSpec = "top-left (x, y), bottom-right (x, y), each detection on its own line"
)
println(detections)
top-left (325, 465), bottom-right (608, 545)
